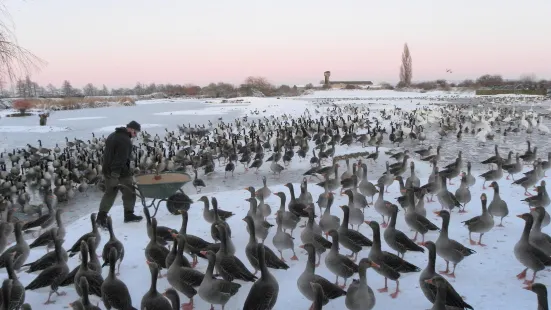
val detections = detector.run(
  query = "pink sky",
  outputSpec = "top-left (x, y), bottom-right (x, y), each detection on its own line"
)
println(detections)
top-left (5, 0), bottom-right (551, 88)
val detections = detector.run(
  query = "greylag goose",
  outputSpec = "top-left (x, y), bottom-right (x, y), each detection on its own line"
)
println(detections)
top-left (162, 288), bottom-right (181, 310)
top-left (318, 192), bottom-right (340, 237)
top-left (198, 251), bottom-right (241, 310)
top-left (245, 197), bottom-right (273, 243)
top-left (0, 222), bottom-right (29, 271)
top-left (343, 189), bottom-right (364, 230)
top-left (101, 216), bottom-right (125, 275)
top-left (434, 210), bottom-right (476, 278)
top-left (515, 213), bottom-right (551, 284)
top-left (325, 229), bottom-right (359, 288)
top-left (23, 228), bottom-right (68, 273)
top-left (503, 153), bottom-right (523, 180)
top-left (77, 277), bottom-right (101, 310)
top-left (178, 209), bottom-right (214, 267)
top-left (462, 193), bottom-right (494, 246)
top-left (100, 248), bottom-right (135, 310)
top-left (454, 172), bottom-right (471, 213)
top-left (309, 282), bottom-right (325, 310)
top-left (74, 240), bottom-right (104, 297)
top-left (523, 283), bottom-right (548, 310)
top-left (145, 217), bottom-right (170, 277)
top-left (374, 183), bottom-right (392, 228)
top-left (465, 161), bottom-right (476, 187)
top-left (274, 191), bottom-right (300, 236)
top-left (479, 159), bottom-right (503, 189)
top-left (487, 181), bottom-right (509, 227)
top-left (366, 220), bottom-right (421, 298)
top-left (424, 277), bottom-right (449, 310)
top-left (273, 210), bottom-right (298, 261)
top-left (67, 213), bottom-right (101, 258)
top-left (419, 241), bottom-right (473, 309)
top-left (141, 261), bottom-right (172, 310)
top-left (24, 231), bottom-right (69, 304)
top-left (284, 183), bottom-right (309, 218)
top-left (337, 205), bottom-right (372, 262)
top-left (167, 235), bottom-right (203, 310)
top-left (358, 163), bottom-right (378, 204)
top-left (345, 258), bottom-right (378, 310)
top-left (4, 248), bottom-right (25, 310)
top-left (29, 209), bottom-right (65, 251)
top-left (529, 207), bottom-right (551, 256)
top-left (513, 167), bottom-right (539, 196)
top-left (243, 244), bottom-right (280, 310)
top-left (384, 203), bottom-right (425, 258)
top-left (297, 243), bottom-right (346, 307)
top-left (300, 207), bottom-right (332, 266)
top-left (243, 216), bottom-right (289, 274)
top-left (405, 161), bottom-right (421, 188)
top-left (214, 224), bottom-right (257, 282)
top-left (255, 175), bottom-right (272, 200)
top-left (404, 189), bottom-right (439, 245)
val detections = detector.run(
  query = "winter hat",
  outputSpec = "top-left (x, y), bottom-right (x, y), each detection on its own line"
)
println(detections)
top-left (126, 120), bottom-right (141, 132)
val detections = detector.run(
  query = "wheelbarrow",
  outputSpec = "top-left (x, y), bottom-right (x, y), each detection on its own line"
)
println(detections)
top-left (119, 172), bottom-right (193, 217)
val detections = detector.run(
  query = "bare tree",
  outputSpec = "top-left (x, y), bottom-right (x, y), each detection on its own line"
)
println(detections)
top-left (0, 4), bottom-right (46, 83)
top-left (399, 43), bottom-right (412, 87)
top-left (62, 80), bottom-right (73, 97)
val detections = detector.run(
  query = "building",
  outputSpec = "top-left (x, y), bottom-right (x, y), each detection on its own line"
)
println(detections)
top-left (322, 71), bottom-right (373, 89)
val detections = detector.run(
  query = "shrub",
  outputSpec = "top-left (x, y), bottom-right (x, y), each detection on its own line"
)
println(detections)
top-left (20, 96), bottom-right (136, 110)
top-left (12, 99), bottom-right (33, 114)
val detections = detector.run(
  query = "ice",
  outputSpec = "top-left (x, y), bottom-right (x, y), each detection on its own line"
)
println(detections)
top-left (0, 125), bottom-right (70, 133)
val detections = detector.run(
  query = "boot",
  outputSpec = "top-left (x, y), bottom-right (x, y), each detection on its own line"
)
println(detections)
top-left (124, 211), bottom-right (143, 223)
top-left (96, 211), bottom-right (108, 229)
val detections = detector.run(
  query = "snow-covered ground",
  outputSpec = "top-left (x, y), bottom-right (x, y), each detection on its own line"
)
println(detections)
top-left (11, 166), bottom-right (543, 309)
top-left (1, 89), bottom-right (550, 309)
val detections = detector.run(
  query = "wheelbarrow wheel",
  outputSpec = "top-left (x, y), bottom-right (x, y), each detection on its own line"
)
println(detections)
top-left (166, 192), bottom-right (193, 215)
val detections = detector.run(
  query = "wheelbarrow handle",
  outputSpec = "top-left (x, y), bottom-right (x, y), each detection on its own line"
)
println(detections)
top-left (117, 183), bottom-right (145, 201)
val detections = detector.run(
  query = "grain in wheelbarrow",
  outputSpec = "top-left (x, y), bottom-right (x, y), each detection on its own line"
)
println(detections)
top-left (135, 172), bottom-right (191, 185)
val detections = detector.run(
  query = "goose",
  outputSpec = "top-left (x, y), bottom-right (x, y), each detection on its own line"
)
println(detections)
top-left (198, 251), bottom-right (241, 310)
top-left (100, 248), bottom-right (134, 310)
top-left (514, 213), bottom-right (551, 284)
top-left (344, 258), bottom-right (378, 310)
top-left (462, 193), bottom-right (494, 246)
top-left (243, 244), bottom-right (280, 310)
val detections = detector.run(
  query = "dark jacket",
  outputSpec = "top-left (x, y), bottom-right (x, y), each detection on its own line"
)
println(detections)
top-left (103, 127), bottom-right (133, 177)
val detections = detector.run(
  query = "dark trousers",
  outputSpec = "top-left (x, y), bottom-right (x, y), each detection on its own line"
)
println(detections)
top-left (99, 175), bottom-right (136, 213)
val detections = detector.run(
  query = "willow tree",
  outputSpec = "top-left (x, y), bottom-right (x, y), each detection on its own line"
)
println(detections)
top-left (0, 3), bottom-right (45, 87)
top-left (399, 43), bottom-right (412, 87)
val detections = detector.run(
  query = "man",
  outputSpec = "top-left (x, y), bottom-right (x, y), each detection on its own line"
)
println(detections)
top-left (96, 120), bottom-right (143, 228)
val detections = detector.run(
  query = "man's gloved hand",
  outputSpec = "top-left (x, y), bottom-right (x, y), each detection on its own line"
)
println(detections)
top-left (110, 172), bottom-right (120, 179)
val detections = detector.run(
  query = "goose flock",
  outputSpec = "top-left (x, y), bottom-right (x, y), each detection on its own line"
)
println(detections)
top-left (0, 93), bottom-right (550, 309)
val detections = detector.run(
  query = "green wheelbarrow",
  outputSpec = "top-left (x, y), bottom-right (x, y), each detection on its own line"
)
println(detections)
top-left (120, 171), bottom-right (193, 217)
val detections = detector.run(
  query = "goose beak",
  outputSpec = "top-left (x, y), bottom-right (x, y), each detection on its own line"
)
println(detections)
top-left (516, 214), bottom-right (524, 219)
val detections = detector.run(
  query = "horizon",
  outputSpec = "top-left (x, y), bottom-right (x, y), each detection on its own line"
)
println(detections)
top-left (4, 0), bottom-right (551, 88)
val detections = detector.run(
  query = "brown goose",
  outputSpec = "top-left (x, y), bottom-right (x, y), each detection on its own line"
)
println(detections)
top-left (198, 250), bottom-right (241, 310)
top-left (318, 192), bottom-right (340, 237)
top-left (74, 240), bottom-right (104, 298)
top-left (141, 261), bottom-right (172, 310)
top-left (29, 209), bottom-right (65, 251)
top-left (514, 213), bottom-right (551, 284)
top-left (435, 210), bottom-right (476, 278)
top-left (523, 283), bottom-right (548, 310)
top-left (297, 243), bottom-right (346, 307)
top-left (424, 277), bottom-right (448, 310)
top-left (337, 205), bottom-right (372, 262)
top-left (214, 224), bottom-right (257, 282)
top-left (243, 244), bottom-right (280, 310)
top-left (210, 197), bottom-right (234, 247)
top-left (366, 220), bottom-right (421, 298)
top-left (167, 235), bottom-right (204, 310)
top-left (479, 159), bottom-right (503, 189)
top-left (344, 258), bottom-right (378, 310)
top-left (24, 231), bottom-right (69, 304)
top-left (529, 207), bottom-right (551, 256)
top-left (419, 241), bottom-right (473, 309)
top-left (100, 248), bottom-right (135, 310)
top-left (101, 216), bottom-right (125, 275)
top-left (384, 203), bottom-right (425, 258)
top-left (67, 213), bottom-right (101, 258)
top-left (162, 288), bottom-right (181, 310)
top-left (462, 193), bottom-right (494, 246)
top-left (145, 217), bottom-right (170, 277)
top-left (403, 189), bottom-right (439, 245)
top-left (243, 216), bottom-right (289, 274)
top-left (325, 229), bottom-right (359, 288)
top-left (310, 282), bottom-right (325, 310)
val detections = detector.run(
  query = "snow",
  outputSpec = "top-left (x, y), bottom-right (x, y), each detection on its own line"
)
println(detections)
top-left (0, 125), bottom-right (70, 133)
top-left (8, 163), bottom-right (543, 309)
top-left (300, 89), bottom-right (476, 99)
top-left (93, 124), bottom-right (163, 132)
top-left (57, 117), bottom-right (107, 121)
top-left (154, 106), bottom-right (237, 116)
